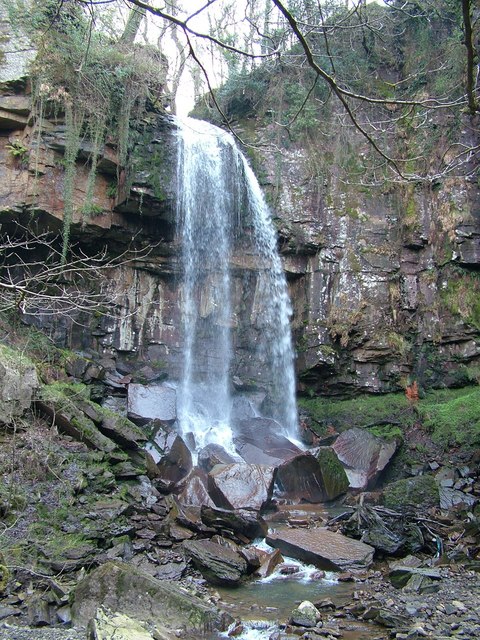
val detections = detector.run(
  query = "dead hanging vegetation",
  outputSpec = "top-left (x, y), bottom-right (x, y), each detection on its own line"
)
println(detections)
top-left (5, 0), bottom-right (167, 262)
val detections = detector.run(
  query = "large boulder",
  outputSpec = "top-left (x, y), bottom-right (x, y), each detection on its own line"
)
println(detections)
top-left (315, 447), bottom-right (350, 500)
top-left (177, 471), bottom-right (216, 508)
top-left (183, 539), bottom-right (247, 586)
top-left (200, 505), bottom-right (268, 541)
top-left (207, 463), bottom-right (275, 511)
top-left (332, 427), bottom-right (397, 490)
top-left (0, 345), bottom-right (38, 424)
top-left (197, 444), bottom-right (237, 473)
top-left (266, 528), bottom-right (374, 571)
top-left (127, 383), bottom-right (177, 424)
top-left (146, 424), bottom-right (192, 484)
top-left (233, 418), bottom-right (302, 464)
top-left (271, 446), bottom-right (348, 505)
top-left (71, 562), bottom-right (231, 634)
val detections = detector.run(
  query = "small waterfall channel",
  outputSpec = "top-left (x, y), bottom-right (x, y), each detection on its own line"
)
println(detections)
top-left (175, 117), bottom-right (297, 452)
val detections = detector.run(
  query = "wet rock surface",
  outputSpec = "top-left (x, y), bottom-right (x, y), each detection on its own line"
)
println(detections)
top-left (266, 527), bottom-right (375, 571)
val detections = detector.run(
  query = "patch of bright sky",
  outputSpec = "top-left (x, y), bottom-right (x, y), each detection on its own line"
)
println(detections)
top-left (139, 0), bottom-right (386, 116)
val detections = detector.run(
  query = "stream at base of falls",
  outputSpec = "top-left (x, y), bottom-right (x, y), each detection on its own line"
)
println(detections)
top-left (200, 505), bottom-right (386, 640)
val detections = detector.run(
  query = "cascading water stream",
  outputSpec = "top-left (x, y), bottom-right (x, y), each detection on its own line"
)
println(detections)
top-left (175, 117), bottom-right (297, 452)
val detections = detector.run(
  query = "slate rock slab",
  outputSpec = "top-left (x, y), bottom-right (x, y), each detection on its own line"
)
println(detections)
top-left (208, 463), bottom-right (275, 511)
top-left (128, 383), bottom-right (177, 424)
top-left (332, 427), bottom-right (397, 490)
top-left (183, 539), bottom-right (247, 586)
top-left (266, 527), bottom-right (374, 571)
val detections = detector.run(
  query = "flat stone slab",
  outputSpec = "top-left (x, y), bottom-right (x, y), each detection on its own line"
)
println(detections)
top-left (266, 527), bottom-right (374, 571)
top-left (127, 383), bottom-right (176, 423)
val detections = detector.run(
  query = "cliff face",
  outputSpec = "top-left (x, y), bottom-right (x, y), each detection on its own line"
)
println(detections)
top-left (264, 133), bottom-right (480, 395)
top-left (1, 36), bottom-right (479, 398)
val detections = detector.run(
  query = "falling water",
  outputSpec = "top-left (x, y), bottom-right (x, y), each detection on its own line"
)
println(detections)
top-left (175, 117), bottom-right (297, 451)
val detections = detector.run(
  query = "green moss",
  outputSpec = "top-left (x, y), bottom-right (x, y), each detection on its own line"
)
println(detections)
top-left (367, 424), bottom-right (403, 441)
top-left (299, 392), bottom-right (413, 432)
top-left (440, 270), bottom-right (480, 331)
top-left (316, 447), bottom-right (349, 499)
top-left (418, 387), bottom-right (480, 447)
top-left (383, 475), bottom-right (439, 510)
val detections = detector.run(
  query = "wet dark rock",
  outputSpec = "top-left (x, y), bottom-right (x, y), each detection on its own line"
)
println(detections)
top-left (72, 561), bottom-right (231, 633)
top-left (239, 547), bottom-right (262, 573)
top-left (200, 505), bottom-right (268, 541)
top-left (233, 418), bottom-right (302, 465)
top-left (275, 451), bottom-right (347, 503)
top-left (27, 596), bottom-right (52, 627)
top-left (266, 527), bottom-right (374, 571)
top-left (207, 463), bottom-right (275, 511)
top-left (0, 604), bottom-right (21, 619)
top-left (183, 539), bottom-right (248, 586)
top-left (146, 425), bottom-right (192, 484)
top-left (256, 548), bottom-right (284, 579)
top-left (332, 427), bottom-right (397, 490)
top-left (198, 444), bottom-right (237, 473)
top-left (127, 383), bottom-right (177, 424)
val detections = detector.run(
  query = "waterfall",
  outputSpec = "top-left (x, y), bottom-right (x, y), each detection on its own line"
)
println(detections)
top-left (175, 117), bottom-right (297, 452)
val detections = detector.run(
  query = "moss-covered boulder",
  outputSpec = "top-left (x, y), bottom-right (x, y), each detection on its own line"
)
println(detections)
top-left (36, 388), bottom-right (117, 452)
top-left (0, 344), bottom-right (39, 424)
top-left (71, 561), bottom-right (232, 634)
top-left (315, 447), bottom-right (350, 500)
top-left (383, 475), bottom-right (439, 510)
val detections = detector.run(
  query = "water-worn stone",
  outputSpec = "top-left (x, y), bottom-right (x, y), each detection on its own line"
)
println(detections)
top-left (183, 539), bottom-right (248, 586)
top-left (208, 463), bottom-right (275, 511)
top-left (127, 383), bottom-right (177, 424)
top-left (198, 444), bottom-right (237, 472)
top-left (178, 471), bottom-right (216, 508)
top-left (266, 527), bottom-right (374, 571)
top-left (256, 548), bottom-right (284, 579)
top-left (233, 418), bottom-right (302, 464)
top-left (72, 561), bottom-right (231, 634)
top-left (332, 427), bottom-right (397, 490)
top-left (289, 600), bottom-right (321, 627)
